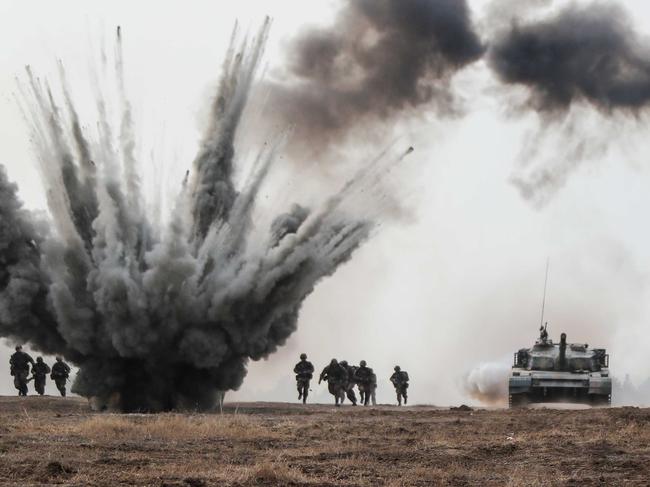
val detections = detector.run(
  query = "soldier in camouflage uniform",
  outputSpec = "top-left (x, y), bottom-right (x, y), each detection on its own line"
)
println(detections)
top-left (293, 353), bottom-right (314, 404)
top-left (50, 357), bottom-right (71, 397)
top-left (354, 360), bottom-right (375, 406)
top-left (31, 357), bottom-right (51, 396)
top-left (339, 360), bottom-right (358, 406)
top-left (9, 345), bottom-right (34, 396)
top-left (319, 359), bottom-right (347, 406)
top-left (358, 369), bottom-right (378, 406)
top-left (390, 365), bottom-right (410, 406)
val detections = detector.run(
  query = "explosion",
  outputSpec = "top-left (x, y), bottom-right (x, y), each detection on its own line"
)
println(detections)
top-left (0, 22), bottom-right (408, 411)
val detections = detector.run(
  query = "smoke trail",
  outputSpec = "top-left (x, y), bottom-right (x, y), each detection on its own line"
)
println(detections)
top-left (0, 23), bottom-right (409, 412)
top-left (462, 362), bottom-right (509, 406)
top-left (263, 0), bottom-right (484, 158)
top-left (488, 2), bottom-right (650, 205)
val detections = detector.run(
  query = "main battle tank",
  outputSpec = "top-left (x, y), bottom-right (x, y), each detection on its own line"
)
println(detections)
top-left (509, 325), bottom-right (611, 407)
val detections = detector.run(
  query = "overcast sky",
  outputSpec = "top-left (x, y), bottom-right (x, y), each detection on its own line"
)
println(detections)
top-left (2, 0), bottom-right (650, 405)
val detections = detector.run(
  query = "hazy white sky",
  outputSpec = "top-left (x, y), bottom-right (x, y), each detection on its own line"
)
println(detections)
top-left (2, 0), bottom-right (650, 405)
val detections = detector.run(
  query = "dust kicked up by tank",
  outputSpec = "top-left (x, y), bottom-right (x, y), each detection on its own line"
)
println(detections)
top-left (0, 22), bottom-right (410, 412)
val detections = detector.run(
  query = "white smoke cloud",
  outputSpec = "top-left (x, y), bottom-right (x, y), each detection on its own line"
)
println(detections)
top-left (462, 361), bottom-right (510, 406)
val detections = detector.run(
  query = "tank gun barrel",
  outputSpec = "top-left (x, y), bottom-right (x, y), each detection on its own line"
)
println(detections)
top-left (559, 332), bottom-right (567, 371)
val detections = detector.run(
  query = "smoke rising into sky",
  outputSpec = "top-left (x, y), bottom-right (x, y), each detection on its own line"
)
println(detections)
top-left (0, 23), bottom-right (412, 411)
top-left (2, 1), bottom-right (650, 407)
top-left (264, 0), bottom-right (484, 159)
top-left (489, 3), bottom-right (650, 115)
top-left (487, 1), bottom-right (650, 205)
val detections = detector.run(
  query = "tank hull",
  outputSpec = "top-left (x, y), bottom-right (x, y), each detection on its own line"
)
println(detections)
top-left (509, 370), bottom-right (611, 407)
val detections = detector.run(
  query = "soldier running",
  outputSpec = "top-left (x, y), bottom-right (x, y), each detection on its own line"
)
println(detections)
top-left (9, 345), bottom-right (35, 396)
top-left (339, 360), bottom-right (358, 406)
top-left (31, 357), bottom-right (51, 396)
top-left (354, 360), bottom-right (375, 406)
top-left (50, 357), bottom-right (71, 397)
top-left (390, 365), bottom-right (410, 406)
top-left (319, 359), bottom-right (347, 406)
top-left (293, 353), bottom-right (314, 404)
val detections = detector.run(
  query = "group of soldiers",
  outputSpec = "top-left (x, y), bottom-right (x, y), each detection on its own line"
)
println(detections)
top-left (293, 354), bottom-right (410, 406)
top-left (9, 346), bottom-right (71, 397)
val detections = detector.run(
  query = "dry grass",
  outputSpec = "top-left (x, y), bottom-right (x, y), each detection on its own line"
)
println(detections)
top-left (71, 413), bottom-right (279, 441)
top-left (240, 462), bottom-right (310, 485)
top-left (0, 397), bottom-right (649, 486)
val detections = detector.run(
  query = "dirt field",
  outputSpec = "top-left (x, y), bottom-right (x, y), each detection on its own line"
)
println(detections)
top-left (0, 397), bottom-right (648, 486)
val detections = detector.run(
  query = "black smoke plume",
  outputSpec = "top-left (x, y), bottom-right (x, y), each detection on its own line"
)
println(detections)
top-left (0, 23), bottom-right (408, 412)
top-left (488, 2), bottom-right (650, 204)
top-left (489, 2), bottom-right (650, 115)
top-left (264, 0), bottom-right (484, 158)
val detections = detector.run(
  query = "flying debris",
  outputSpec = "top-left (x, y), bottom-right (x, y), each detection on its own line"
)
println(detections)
top-left (0, 23), bottom-right (407, 412)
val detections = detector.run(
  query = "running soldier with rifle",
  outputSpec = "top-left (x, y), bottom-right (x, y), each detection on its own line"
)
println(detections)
top-left (390, 365), bottom-right (410, 406)
top-left (51, 357), bottom-right (71, 397)
top-left (293, 353), bottom-right (314, 404)
top-left (31, 357), bottom-right (51, 395)
top-left (339, 360), bottom-right (358, 406)
top-left (319, 359), bottom-right (347, 406)
top-left (354, 360), bottom-right (375, 406)
top-left (9, 345), bottom-right (35, 396)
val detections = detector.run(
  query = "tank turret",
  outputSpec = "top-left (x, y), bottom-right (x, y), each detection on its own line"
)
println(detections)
top-left (509, 326), bottom-right (611, 407)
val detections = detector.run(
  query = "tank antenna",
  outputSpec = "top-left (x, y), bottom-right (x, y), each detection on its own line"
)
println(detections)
top-left (539, 258), bottom-right (550, 329)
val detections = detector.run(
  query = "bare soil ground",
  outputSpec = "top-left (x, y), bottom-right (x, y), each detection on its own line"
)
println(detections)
top-left (0, 396), bottom-right (648, 486)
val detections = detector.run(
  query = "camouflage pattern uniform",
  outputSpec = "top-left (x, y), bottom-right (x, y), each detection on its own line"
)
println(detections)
top-left (390, 365), bottom-right (409, 406)
top-left (31, 357), bottom-right (51, 396)
top-left (358, 371), bottom-right (377, 406)
top-left (354, 360), bottom-right (374, 406)
top-left (9, 347), bottom-right (34, 396)
top-left (339, 360), bottom-right (358, 406)
top-left (319, 359), bottom-right (347, 406)
top-left (293, 353), bottom-right (314, 404)
top-left (51, 357), bottom-right (71, 397)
